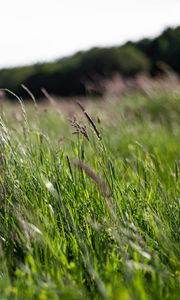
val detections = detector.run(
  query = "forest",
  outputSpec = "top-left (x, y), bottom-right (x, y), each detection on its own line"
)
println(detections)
top-left (0, 26), bottom-right (180, 99)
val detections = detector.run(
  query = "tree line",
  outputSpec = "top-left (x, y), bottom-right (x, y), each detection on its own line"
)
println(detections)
top-left (0, 26), bottom-right (180, 99)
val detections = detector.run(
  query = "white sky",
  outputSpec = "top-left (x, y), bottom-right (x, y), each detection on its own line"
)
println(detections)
top-left (0, 0), bottom-right (180, 68)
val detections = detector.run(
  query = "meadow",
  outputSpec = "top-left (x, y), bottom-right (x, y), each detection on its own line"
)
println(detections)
top-left (0, 82), bottom-right (180, 299)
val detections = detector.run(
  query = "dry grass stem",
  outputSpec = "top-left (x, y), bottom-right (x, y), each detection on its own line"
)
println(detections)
top-left (76, 101), bottom-right (101, 140)
top-left (69, 115), bottom-right (89, 141)
top-left (73, 159), bottom-right (109, 197)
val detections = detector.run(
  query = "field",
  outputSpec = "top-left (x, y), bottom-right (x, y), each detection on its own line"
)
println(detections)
top-left (0, 84), bottom-right (180, 299)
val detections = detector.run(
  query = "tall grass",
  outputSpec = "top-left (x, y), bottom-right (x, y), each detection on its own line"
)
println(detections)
top-left (0, 90), bottom-right (180, 299)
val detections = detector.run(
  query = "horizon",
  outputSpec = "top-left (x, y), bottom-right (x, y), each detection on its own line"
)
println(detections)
top-left (1, 0), bottom-right (180, 69)
top-left (1, 24), bottom-right (179, 71)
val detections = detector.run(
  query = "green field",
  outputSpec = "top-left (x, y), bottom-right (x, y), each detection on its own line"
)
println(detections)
top-left (0, 89), bottom-right (180, 299)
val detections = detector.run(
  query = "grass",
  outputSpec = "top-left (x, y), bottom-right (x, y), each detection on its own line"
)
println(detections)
top-left (0, 89), bottom-right (180, 299)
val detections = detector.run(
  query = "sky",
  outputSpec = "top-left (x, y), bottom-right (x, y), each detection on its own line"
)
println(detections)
top-left (0, 0), bottom-right (180, 68)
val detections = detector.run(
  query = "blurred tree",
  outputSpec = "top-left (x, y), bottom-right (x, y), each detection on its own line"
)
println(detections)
top-left (136, 26), bottom-right (180, 74)
top-left (0, 26), bottom-right (179, 99)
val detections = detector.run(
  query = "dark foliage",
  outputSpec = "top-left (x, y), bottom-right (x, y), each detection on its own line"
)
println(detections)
top-left (0, 26), bottom-right (180, 99)
top-left (135, 26), bottom-right (180, 75)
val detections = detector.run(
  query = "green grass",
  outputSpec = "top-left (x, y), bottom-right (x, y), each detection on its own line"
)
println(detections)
top-left (0, 90), bottom-right (180, 299)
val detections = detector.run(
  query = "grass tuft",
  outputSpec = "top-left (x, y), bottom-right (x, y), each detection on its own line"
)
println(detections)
top-left (0, 91), bottom-right (180, 299)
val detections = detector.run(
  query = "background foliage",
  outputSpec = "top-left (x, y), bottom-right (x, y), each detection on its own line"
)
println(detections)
top-left (0, 26), bottom-right (180, 99)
